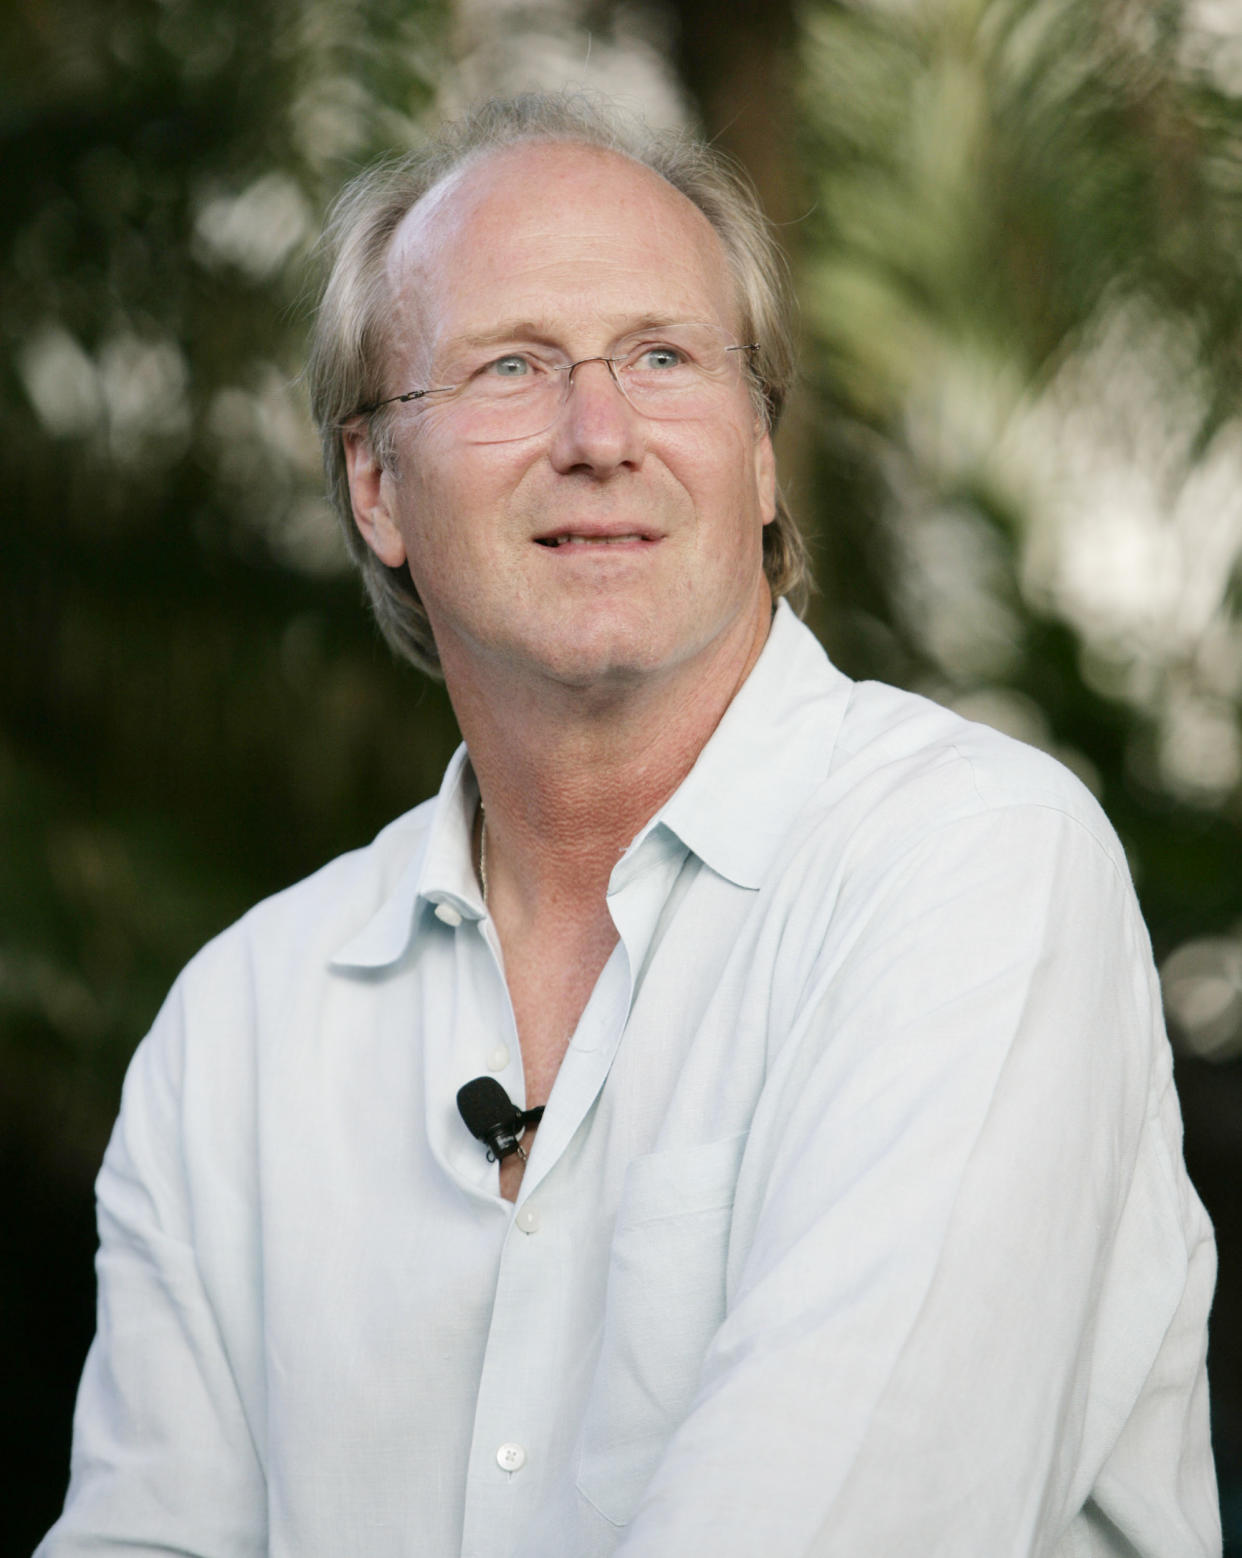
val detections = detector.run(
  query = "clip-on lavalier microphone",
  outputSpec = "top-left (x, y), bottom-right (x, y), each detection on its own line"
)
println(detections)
top-left (456, 1076), bottom-right (545, 1163)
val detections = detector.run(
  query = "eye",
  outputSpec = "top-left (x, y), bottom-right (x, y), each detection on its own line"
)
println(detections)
top-left (485, 353), bottom-right (533, 378)
top-left (635, 345), bottom-right (686, 371)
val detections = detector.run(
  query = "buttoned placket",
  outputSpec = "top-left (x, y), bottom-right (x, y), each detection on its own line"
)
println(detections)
top-left (456, 830), bottom-right (691, 1558)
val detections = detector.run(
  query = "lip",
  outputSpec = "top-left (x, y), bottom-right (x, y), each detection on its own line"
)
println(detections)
top-left (532, 524), bottom-right (663, 549)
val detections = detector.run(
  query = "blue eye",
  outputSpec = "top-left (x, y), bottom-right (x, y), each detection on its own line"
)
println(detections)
top-left (489, 354), bottom-right (531, 377)
top-left (637, 346), bottom-right (684, 371)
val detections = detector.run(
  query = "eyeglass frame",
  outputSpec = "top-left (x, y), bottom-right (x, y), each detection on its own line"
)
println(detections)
top-left (348, 331), bottom-right (761, 422)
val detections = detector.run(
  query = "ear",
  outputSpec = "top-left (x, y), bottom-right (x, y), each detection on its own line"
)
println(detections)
top-left (754, 427), bottom-right (777, 527)
top-left (344, 424), bottom-right (407, 568)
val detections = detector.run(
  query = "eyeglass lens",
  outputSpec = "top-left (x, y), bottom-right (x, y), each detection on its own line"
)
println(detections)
top-left (423, 323), bottom-right (753, 444)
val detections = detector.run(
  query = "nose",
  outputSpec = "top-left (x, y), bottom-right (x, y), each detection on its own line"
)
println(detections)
top-left (547, 355), bottom-right (646, 476)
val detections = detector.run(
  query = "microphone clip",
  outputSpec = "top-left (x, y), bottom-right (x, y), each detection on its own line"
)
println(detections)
top-left (456, 1077), bottom-right (546, 1164)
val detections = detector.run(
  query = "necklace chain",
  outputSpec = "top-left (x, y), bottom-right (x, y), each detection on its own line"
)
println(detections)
top-left (479, 810), bottom-right (488, 905)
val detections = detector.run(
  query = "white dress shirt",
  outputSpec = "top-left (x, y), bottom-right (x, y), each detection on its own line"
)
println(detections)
top-left (41, 603), bottom-right (1220, 1558)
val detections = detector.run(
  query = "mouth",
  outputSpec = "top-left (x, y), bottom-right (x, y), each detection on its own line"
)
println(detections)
top-left (529, 535), bottom-right (648, 548)
top-left (533, 531), bottom-right (658, 548)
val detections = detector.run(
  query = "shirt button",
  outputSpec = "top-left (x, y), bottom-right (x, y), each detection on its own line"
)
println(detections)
top-left (496, 1442), bottom-right (526, 1473)
top-left (433, 902), bottom-right (462, 927)
top-left (486, 1044), bottom-right (510, 1072)
top-left (515, 1205), bottom-right (540, 1234)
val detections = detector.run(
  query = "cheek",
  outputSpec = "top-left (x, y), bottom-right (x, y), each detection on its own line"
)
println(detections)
top-left (405, 423), bottom-right (531, 512)
top-left (393, 445), bottom-right (522, 592)
top-left (679, 428), bottom-right (769, 525)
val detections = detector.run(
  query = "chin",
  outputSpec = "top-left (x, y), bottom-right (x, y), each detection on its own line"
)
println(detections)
top-left (525, 603), bottom-right (663, 676)
top-left (539, 641), bottom-right (661, 691)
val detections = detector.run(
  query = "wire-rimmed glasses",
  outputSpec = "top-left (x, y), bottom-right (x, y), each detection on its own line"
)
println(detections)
top-left (351, 322), bottom-right (759, 444)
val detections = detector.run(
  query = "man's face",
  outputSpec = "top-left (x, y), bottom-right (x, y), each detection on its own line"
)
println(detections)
top-left (347, 141), bottom-right (777, 696)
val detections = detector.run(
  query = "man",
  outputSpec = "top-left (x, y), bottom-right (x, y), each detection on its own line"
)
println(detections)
top-left (41, 93), bottom-right (1219, 1556)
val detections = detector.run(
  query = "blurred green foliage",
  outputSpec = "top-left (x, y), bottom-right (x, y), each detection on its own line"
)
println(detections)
top-left (2, 0), bottom-right (457, 1175)
top-left (3, 0), bottom-right (1241, 1544)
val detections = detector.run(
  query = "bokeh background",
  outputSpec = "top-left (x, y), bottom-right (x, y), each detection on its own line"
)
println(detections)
top-left (4, 0), bottom-right (1241, 1549)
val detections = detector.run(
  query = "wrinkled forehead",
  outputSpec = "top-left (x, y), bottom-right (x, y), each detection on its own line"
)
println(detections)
top-left (383, 141), bottom-right (742, 350)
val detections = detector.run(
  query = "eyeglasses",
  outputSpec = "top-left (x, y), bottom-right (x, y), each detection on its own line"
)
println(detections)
top-left (352, 322), bottom-right (759, 444)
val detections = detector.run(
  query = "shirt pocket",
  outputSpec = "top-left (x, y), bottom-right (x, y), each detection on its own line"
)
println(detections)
top-left (575, 1130), bottom-right (748, 1527)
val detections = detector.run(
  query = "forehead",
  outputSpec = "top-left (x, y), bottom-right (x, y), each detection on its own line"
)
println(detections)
top-left (385, 141), bottom-right (739, 347)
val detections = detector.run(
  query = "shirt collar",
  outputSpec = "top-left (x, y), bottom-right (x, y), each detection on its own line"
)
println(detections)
top-left (630, 601), bottom-right (853, 891)
top-left (330, 744), bottom-right (483, 969)
top-left (331, 602), bottom-right (853, 967)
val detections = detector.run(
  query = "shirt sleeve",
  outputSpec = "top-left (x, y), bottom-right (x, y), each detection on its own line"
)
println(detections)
top-left (614, 801), bottom-right (1219, 1558)
top-left (36, 974), bottom-right (268, 1557)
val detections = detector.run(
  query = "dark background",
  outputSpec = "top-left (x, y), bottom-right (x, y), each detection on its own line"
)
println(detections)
top-left (4, 0), bottom-right (1241, 1550)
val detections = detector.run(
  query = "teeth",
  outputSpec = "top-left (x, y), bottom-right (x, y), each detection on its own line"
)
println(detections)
top-left (545, 534), bottom-right (644, 546)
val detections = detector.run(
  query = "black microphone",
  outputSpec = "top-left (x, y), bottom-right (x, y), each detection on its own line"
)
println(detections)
top-left (456, 1077), bottom-right (545, 1163)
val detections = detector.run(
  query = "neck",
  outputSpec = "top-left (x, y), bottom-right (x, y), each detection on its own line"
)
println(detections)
top-left (448, 602), bottom-right (773, 921)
